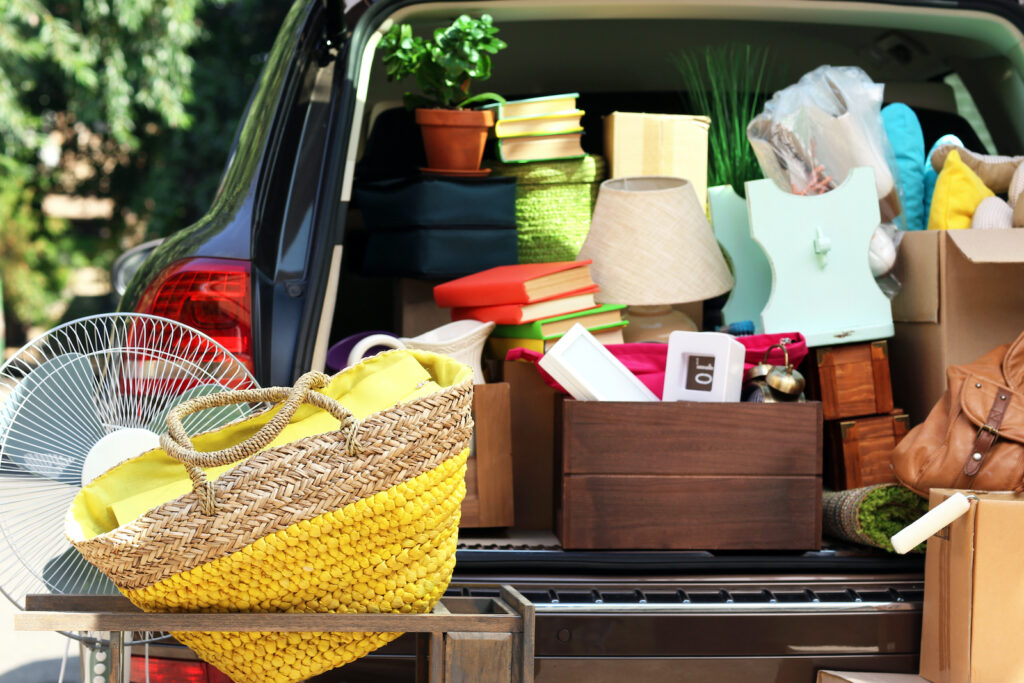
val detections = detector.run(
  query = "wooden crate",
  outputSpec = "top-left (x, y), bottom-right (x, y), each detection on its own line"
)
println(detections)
top-left (824, 410), bottom-right (910, 490)
top-left (805, 340), bottom-right (894, 420)
top-left (503, 360), bottom-right (560, 531)
top-left (556, 400), bottom-right (823, 550)
top-left (462, 383), bottom-right (514, 528)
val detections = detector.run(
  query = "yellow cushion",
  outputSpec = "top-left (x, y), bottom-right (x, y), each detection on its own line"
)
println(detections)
top-left (927, 148), bottom-right (994, 230)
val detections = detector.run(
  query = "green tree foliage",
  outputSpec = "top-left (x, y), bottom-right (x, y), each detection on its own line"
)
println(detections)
top-left (1, 0), bottom-right (199, 155)
top-left (0, 0), bottom-right (286, 345)
top-left (125, 0), bottom-right (288, 238)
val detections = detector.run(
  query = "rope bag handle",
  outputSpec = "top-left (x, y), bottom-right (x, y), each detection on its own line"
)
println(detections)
top-left (159, 371), bottom-right (359, 513)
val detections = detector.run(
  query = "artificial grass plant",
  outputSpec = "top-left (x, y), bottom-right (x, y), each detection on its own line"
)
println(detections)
top-left (671, 44), bottom-right (773, 198)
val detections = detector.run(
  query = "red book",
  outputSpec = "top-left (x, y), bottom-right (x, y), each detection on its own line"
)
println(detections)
top-left (451, 292), bottom-right (600, 325)
top-left (433, 260), bottom-right (594, 308)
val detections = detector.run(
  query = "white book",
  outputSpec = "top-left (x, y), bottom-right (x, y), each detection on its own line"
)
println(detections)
top-left (538, 324), bottom-right (657, 402)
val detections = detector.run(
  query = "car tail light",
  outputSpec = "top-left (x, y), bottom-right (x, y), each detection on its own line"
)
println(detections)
top-left (129, 655), bottom-right (232, 682)
top-left (134, 258), bottom-right (254, 372)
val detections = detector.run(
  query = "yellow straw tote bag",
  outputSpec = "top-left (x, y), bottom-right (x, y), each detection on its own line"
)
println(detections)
top-left (67, 349), bottom-right (474, 683)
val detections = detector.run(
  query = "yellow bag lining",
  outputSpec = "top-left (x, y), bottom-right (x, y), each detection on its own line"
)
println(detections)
top-left (68, 350), bottom-right (471, 541)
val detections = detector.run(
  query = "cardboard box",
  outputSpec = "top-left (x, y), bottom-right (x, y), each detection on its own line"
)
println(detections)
top-left (919, 489), bottom-right (1024, 683)
top-left (556, 400), bottom-right (822, 550)
top-left (890, 230), bottom-right (1024, 425)
top-left (817, 672), bottom-right (928, 682)
top-left (602, 112), bottom-right (710, 211)
top-left (395, 278), bottom-right (452, 337)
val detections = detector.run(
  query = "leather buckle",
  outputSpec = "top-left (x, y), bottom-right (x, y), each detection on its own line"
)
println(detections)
top-left (977, 423), bottom-right (1000, 439)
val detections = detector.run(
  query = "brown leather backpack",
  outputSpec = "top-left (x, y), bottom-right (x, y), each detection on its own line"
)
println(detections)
top-left (892, 330), bottom-right (1024, 497)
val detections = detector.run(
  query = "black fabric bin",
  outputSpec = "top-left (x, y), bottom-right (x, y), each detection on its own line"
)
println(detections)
top-left (354, 175), bottom-right (517, 230)
top-left (360, 226), bottom-right (518, 279)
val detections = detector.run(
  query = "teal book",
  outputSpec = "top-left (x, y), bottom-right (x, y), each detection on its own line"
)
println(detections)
top-left (482, 92), bottom-right (580, 120)
top-left (490, 303), bottom-right (626, 339)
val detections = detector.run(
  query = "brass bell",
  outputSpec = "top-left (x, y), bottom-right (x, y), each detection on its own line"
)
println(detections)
top-left (765, 342), bottom-right (806, 396)
top-left (745, 348), bottom-right (776, 384)
top-left (744, 378), bottom-right (809, 403)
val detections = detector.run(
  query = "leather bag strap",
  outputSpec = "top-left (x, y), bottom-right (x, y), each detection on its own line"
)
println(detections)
top-left (964, 390), bottom-right (1013, 476)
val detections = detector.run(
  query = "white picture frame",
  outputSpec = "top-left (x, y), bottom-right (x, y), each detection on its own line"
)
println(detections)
top-left (538, 324), bottom-right (658, 402)
top-left (662, 331), bottom-right (745, 402)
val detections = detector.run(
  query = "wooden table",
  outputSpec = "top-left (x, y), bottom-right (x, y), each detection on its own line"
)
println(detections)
top-left (16, 585), bottom-right (534, 683)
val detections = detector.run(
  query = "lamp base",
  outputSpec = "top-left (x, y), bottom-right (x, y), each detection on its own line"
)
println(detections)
top-left (622, 305), bottom-right (697, 344)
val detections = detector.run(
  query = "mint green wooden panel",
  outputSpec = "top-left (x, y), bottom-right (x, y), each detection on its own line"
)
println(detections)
top-left (745, 167), bottom-right (894, 346)
top-left (710, 185), bottom-right (770, 334)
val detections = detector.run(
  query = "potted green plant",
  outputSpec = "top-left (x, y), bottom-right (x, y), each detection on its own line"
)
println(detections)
top-left (379, 14), bottom-right (507, 173)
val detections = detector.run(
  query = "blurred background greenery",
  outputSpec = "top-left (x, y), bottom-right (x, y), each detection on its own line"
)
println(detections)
top-left (1, 0), bottom-right (289, 350)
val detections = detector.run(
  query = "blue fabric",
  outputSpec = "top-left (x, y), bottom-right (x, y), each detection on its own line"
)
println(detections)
top-left (923, 134), bottom-right (964, 226)
top-left (882, 103), bottom-right (926, 230)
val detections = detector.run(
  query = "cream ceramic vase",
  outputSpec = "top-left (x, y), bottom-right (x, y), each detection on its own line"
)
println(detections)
top-left (347, 320), bottom-right (495, 384)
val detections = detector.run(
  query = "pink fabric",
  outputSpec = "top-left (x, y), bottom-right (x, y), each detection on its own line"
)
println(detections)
top-left (738, 332), bottom-right (808, 372)
top-left (505, 332), bottom-right (807, 399)
top-left (505, 343), bottom-right (668, 398)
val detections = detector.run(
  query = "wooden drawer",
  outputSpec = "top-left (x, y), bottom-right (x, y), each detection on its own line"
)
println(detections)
top-left (461, 382), bottom-right (514, 528)
top-left (806, 340), bottom-right (894, 420)
top-left (557, 400), bottom-right (823, 550)
top-left (824, 411), bottom-right (910, 490)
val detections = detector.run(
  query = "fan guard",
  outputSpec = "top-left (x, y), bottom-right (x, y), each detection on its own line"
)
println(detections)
top-left (0, 313), bottom-right (264, 616)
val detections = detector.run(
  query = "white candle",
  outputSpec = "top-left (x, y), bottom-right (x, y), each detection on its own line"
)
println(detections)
top-left (890, 492), bottom-right (972, 555)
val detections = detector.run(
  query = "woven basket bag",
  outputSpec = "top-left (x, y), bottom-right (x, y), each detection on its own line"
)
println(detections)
top-left (67, 350), bottom-right (474, 683)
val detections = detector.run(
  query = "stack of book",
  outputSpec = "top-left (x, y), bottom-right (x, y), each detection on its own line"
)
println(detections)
top-left (432, 260), bottom-right (628, 356)
top-left (485, 93), bottom-right (586, 164)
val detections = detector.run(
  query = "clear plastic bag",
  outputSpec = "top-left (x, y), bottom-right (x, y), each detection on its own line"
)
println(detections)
top-left (747, 65), bottom-right (906, 295)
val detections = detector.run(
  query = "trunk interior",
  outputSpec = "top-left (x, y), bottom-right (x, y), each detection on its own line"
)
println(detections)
top-left (320, 0), bottom-right (1024, 557)
top-left (297, 3), bottom-right (1024, 679)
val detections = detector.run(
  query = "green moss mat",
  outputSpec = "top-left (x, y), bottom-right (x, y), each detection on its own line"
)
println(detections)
top-left (822, 484), bottom-right (929, 553)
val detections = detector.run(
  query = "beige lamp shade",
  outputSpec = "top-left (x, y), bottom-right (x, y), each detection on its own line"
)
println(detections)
top-left (578, 176), bottom-right (734, 305)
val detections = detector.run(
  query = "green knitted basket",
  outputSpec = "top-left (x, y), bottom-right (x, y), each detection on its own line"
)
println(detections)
top-left (486, 154), bottom-right (607, 263)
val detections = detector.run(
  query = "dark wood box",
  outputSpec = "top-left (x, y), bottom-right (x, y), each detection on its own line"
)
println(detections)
top-left (503, 360), bottom-right (560, 531)
top-left (805, 340), bottom-right (894, 420)
top-left (461, 382), bottom-right (514, 528)
top-left (556, 400), bottom-right (823, 550)
top-left (824, 410), bottom-right (910, 490)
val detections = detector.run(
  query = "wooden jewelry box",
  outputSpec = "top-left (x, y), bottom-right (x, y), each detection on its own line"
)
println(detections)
top-left (805, 340), bottom-right (894, 420)
top-left (824, 410), bottom-right (910, 490)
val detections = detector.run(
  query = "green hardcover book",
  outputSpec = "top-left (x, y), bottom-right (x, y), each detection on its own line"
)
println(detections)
top-left (487, 323), bottom-right (627, 358)
top-left (482, 92), bottom-right (580, 120)
top-left (494, 110), bottom-right (585, 139)
top-left (490, 303), bottom-right (627, 339)
top-left (495, 131), bottom-right (586, 164)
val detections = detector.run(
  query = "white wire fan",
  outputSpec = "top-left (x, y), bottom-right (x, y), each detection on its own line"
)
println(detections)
top-left (0, 313), bottom-right (265, 618)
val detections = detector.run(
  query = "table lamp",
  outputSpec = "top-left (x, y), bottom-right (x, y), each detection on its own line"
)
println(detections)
top-left (577, 176), bottom-right (734, 343)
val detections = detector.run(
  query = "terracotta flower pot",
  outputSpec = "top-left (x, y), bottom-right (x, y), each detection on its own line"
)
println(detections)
top-left (415, 107), bottom-right (495, 171)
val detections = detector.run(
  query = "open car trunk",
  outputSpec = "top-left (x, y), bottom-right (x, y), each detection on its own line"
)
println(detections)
top-left (288, 1), bottom-right (1024, 679)
top-left (314, 0), bottom-right (1024, 557)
